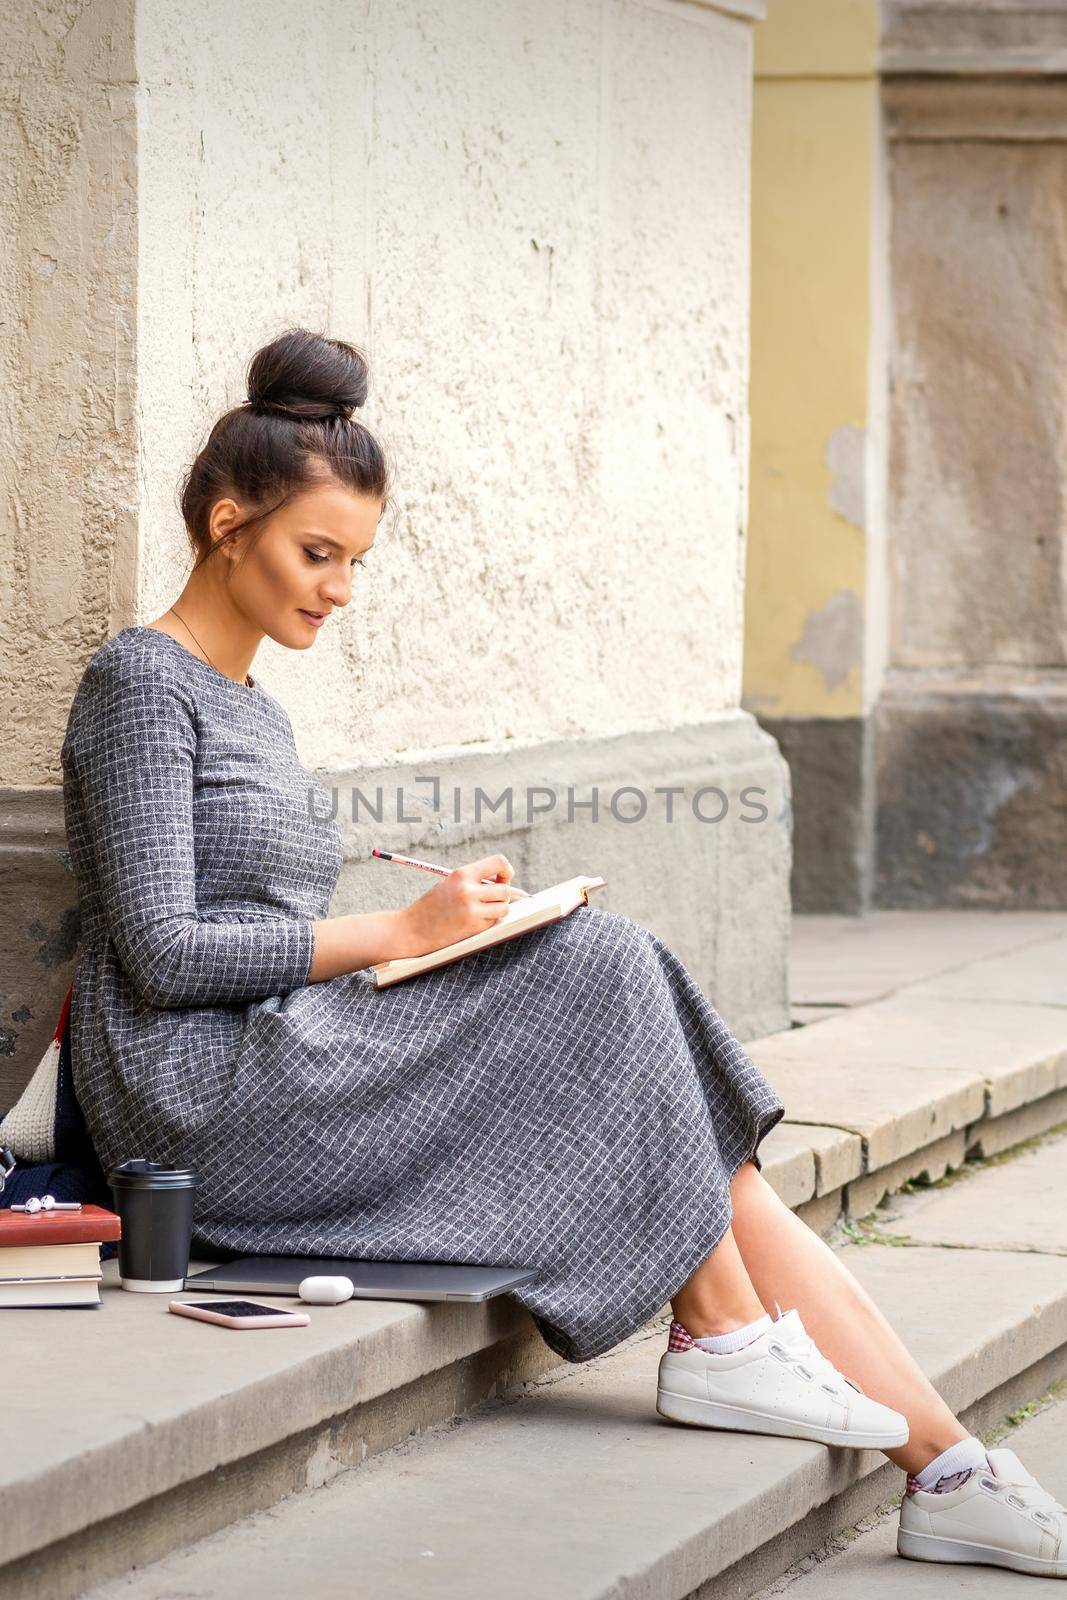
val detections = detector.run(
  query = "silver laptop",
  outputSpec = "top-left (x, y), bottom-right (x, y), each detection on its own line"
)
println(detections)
top-left (184, 1255), bottom-right (539, 1302)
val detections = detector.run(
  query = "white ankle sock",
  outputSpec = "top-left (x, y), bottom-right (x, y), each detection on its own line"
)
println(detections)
top-left (913, 1435), bottom-right (989, 1492)
top-left (693, 1310), bottom-right (773, 1354)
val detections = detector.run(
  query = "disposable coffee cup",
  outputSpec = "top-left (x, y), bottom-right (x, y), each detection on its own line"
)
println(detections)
top-left (107, 1159), bottom-right (199, 1292)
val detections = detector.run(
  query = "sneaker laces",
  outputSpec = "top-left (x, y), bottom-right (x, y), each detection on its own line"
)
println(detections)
top-left (767, 1318), bottom-right (863, 1397)
top-left (983, 1468), bottom-right (1067, 1519)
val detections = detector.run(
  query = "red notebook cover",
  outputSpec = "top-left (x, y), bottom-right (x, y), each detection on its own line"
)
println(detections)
top-left (0, 1203), bottom-right (121, 1247)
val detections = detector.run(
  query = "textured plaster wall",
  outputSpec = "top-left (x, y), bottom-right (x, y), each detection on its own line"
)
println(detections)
top-left (1, 0), bottom-right (137, 787)
top-left (135, 0), bottom-right (760, 770)
top-left (744, 0), bottom-right (883, 720)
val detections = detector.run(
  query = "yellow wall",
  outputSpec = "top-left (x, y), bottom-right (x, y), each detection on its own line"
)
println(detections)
top-left (744, 0), bottom-right (878, 719)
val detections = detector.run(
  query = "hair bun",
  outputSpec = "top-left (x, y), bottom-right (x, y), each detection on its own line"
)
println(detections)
top-left (245, 328), bottom-right (369, 422)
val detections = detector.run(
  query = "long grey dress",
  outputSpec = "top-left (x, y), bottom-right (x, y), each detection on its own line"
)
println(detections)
top-left (62, 626), bottom-right (786, 1363)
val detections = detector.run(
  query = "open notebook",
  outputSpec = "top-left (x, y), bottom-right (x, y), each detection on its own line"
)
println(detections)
top-left (370, 874), bottom-right (608, 989)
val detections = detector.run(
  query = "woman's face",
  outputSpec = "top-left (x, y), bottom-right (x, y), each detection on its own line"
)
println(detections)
top-left (211, 479), bottom-right (382, 649)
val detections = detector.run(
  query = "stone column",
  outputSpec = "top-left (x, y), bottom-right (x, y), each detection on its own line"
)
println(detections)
top-left (877, 1), bottom-right (1067, 906)
top-left (0, 0), bottom-right (136, 1107)
top-left (1, 0), bottom-right (792, 1111)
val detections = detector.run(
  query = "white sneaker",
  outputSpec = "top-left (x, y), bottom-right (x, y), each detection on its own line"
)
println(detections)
top-left (656, 1308), bottom-right (910, 1449)
top-left (898, 1445), bottom-right (1067, 1577)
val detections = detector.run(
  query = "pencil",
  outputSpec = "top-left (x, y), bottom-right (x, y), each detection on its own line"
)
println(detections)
top-left (371, 848), bottom-right (531, 899)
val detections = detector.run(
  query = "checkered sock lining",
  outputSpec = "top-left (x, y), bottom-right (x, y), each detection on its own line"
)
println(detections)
top-left (667, 1318), bottom-right (767, 1351)
top-left (905, 1467), bottom-right (979, 1496)
top-left (906, 1436), bottom-right (990, 1496)
top-left (667, 1304), bottom-right (781, 1354)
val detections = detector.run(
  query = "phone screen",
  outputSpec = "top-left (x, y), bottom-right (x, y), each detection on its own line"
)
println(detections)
top-left (182, 1300), bottom-right (297, 1318)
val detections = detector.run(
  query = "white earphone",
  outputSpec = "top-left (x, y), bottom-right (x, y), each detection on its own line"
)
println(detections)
top-left (297, 1275), bottom-right (355, 1305)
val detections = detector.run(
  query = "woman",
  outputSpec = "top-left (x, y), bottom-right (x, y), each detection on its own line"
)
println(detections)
top-left (62, 328), bottom-right (1065, 1579)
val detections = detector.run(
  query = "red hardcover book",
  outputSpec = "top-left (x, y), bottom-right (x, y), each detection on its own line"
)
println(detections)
top-left (0, 1203), bottom-right (121, 1248)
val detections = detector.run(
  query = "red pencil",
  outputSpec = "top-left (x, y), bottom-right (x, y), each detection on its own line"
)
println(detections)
top-left (371, 848), bottom-right (531, 899)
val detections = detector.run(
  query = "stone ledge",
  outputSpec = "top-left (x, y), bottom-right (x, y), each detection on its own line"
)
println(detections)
top-left (3, 916), bottom-right (1065, 1591)
top-left (966, 1081), bottom-right (1067, 1158)
top-left (5, 1054), bottom-right (1065, 1590)
top-left (0, 710), bottom-right (792, 1105)
top-left (0, 1271), bottom-right (550, 1572)
top-left (884, 73), bottom-right (1067, 142)
top-left (752, 947), bottom-right (1067, 1235)
top-left (881, 1), bottom-right (1067, 77)
top-left (764, 1083), bottom-right (1067, 1237)
top-left (750, 991), bottom-right (1067, 1171)
top-left (324, 713), bottom-right (792, 1042)
top-left (66, 1228), bottom-right (1067, 1600)
top-left (789, 908), bottom-right (1067, 1008)
top-left (759, 1121), bottom-right (863, 1210)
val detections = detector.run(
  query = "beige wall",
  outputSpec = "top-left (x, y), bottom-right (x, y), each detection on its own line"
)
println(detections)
top-left (135, 0), bottom-right (764, 773)
top-left (745, 0), bottom-right (885, 722)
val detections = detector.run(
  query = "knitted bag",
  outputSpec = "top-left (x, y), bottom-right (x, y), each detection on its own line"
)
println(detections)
top-left (0, 981), bottom-right (74, 1162)
top-left (0, 980), bottom-right (111, 1214)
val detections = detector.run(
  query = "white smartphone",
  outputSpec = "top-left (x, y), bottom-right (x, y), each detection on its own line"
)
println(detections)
top-left (169, 1298), bottom-right (310, 1330)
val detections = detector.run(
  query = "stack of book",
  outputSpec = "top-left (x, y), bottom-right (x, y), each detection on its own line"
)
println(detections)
top-left (0, 1204), bottom-right (121, 1307)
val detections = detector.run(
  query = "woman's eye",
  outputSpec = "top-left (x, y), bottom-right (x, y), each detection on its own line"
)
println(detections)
top-left (304, 548), bottom-right (367, 569)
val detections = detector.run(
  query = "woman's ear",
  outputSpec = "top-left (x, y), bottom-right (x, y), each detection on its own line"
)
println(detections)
top-left (207, 496), bottom-right (241, 547)
top-left (208, 497), bottom-right (244, 559)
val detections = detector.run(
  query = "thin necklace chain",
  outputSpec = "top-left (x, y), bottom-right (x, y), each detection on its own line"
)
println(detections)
top-left (167, 606), bottom-right (253, 689)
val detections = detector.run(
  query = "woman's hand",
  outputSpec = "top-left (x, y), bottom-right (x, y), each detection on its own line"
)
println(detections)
top-left (396, 854), bottom-right (518, 958)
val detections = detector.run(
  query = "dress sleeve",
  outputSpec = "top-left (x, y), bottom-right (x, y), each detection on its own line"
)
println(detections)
top-left (67, 651), bottom-right (316, 1009)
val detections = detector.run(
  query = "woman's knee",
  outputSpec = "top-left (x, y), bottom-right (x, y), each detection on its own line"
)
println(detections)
top-left (730, 1158), bottom-right (763, 1197)
top-left (583, 906), bottom-right (656, 964)
top-left (729, 1158), bottom-right (771, 1203)
top-left (730, 1159), bottom-right (795, 1232)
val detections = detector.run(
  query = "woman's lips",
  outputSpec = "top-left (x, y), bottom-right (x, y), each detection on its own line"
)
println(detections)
top-left (299, 610), bottom-right (327, 628)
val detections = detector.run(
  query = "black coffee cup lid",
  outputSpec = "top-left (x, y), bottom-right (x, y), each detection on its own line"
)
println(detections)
top-left (108, 1158), bottom-right (198, 1189)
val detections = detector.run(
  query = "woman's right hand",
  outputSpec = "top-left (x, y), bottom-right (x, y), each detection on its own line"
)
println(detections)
top-left (396, 854), bottom-right (518, 957)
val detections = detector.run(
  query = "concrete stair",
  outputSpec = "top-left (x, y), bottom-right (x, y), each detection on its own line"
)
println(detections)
top-left (83, 1131), bottom-right (1067, 1599)
top-left (1, 911), bottom-right (1065, 1599)
top-left (763, 1373), bottom-right (1067, 1596)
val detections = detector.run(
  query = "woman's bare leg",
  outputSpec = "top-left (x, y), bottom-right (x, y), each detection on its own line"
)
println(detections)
top-left (670, 1220), bottom-right (768, 1335)
top-left (670, 1159), bottom-right (969, 1475)
top-left (727, 1159), bottom-right (970, 1474)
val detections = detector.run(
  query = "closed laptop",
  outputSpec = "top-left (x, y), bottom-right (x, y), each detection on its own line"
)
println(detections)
top-left (185, 1255), bottom-right (539, 1302)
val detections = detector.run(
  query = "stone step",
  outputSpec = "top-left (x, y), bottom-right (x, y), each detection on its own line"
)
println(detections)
top-left (786, 910), bottom-right (1067, 1008)
top-left (0, 1255), bottom-right (557, 1593)
top-left (76, 1124), bottom-right (1067, 1600)
top-left (2, 913), bottom-right (1065, 1598)
top-left (757, 1373), bottom-right (1067, 1594)
top-left (760, 914), bottom-right (1067, 1231)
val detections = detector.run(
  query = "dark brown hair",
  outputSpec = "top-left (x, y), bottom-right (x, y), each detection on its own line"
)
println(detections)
top-left (178, 328), bottom-right (392, 574)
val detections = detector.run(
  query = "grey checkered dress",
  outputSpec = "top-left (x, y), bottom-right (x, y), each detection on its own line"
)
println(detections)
top-left (62, 627), bottom-right (786, 1363)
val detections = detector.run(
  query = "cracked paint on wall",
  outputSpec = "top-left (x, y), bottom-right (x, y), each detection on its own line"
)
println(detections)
top-left (826, 422), bottom-right (866, 529)
top-left (788, 590), bottom-right (863, 693)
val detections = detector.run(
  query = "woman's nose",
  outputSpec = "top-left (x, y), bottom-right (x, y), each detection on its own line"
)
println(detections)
top-left (319, 576), bottom-right (351, 607)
